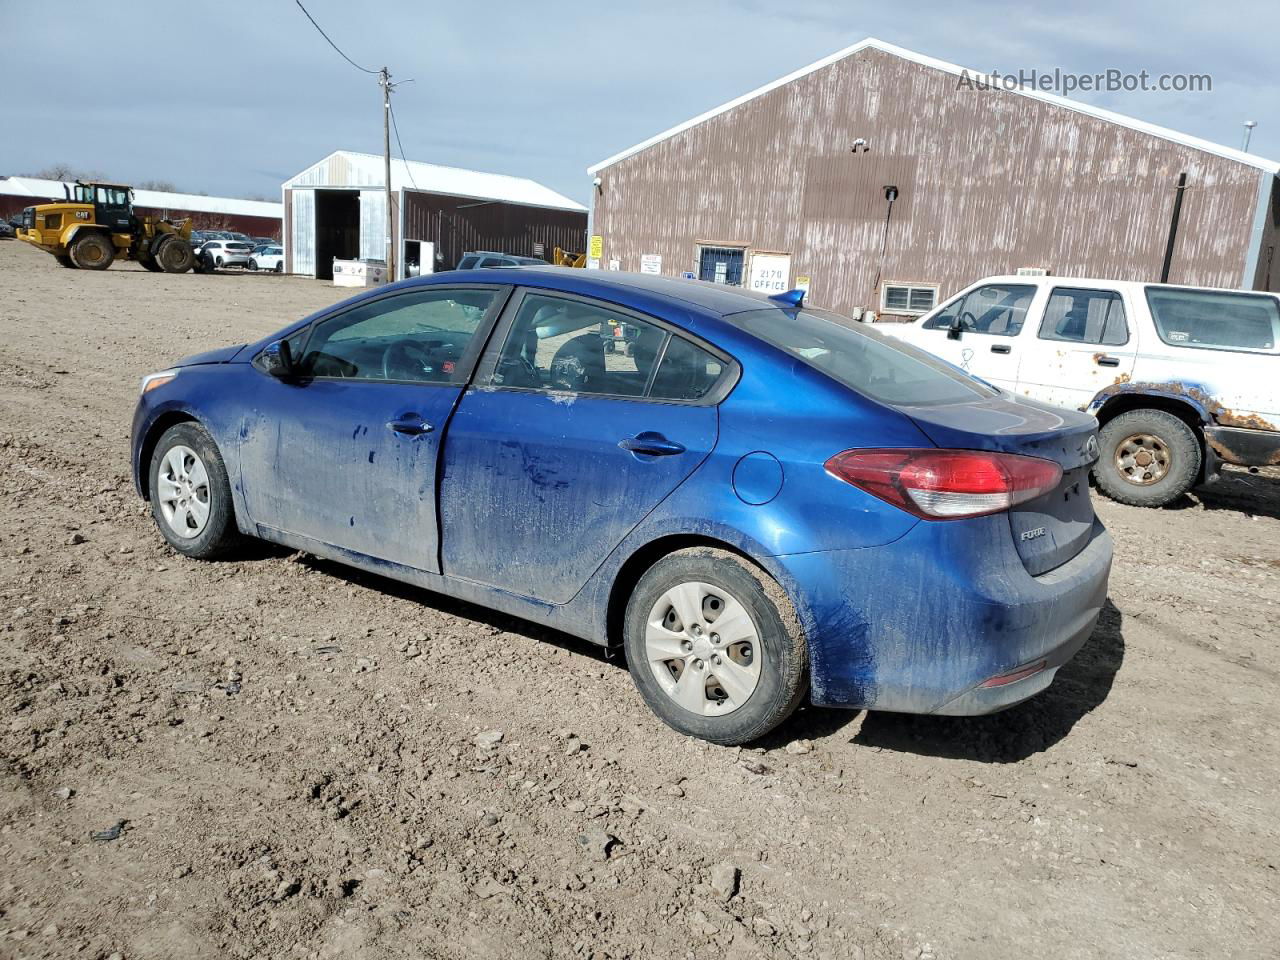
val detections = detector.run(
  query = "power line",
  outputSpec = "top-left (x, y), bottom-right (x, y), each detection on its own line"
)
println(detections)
top-left (389, 104), bottom-right (418, 191)
top-left (294, 0), bottom-right (379, 74)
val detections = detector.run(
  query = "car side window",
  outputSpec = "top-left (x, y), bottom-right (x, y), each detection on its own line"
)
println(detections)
top-left (1038, 288), bottom-right (1128, 345)
top-left (1145, 287), bottom-right (1280, 353)
top-left (300, 288), bottom-right (498, 383)
top-left (487, 293), bottom-right (726, 402)
top-left (924, 284), bottom-right (1036, 337)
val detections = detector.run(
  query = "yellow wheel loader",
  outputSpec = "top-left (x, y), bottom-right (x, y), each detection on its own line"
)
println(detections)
top-left (15, 182), bottom-right (205, 273)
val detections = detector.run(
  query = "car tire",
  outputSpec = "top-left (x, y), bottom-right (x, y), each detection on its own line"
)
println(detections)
top-left (623, 547), bottom-right (807, 745)
top-left (248, 258), bottom-right (258, 271)
top-left (215, 256), bottom-right (223, 267)
top-left (1092, 408), bottom-right (1201, 507)
top-left (275, 261), bottom-right (283, 273)
top-left (69, 232), bottom-right (115, 270)
top-left (148, 422), bottom-right (243, 559)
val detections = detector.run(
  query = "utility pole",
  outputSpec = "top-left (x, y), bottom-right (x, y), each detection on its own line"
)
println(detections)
top-left (380, 66), bottom-right (395, 281)
top-left (1242, 120), bottom-right (1257, 153)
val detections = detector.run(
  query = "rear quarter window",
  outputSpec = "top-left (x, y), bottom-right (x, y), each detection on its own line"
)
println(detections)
top-left (731, 308), bottom-right (997, 406)
top-left (1145, 287), bottom-right (1280, 353)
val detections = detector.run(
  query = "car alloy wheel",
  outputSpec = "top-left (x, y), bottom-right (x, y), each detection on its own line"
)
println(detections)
top-left (156, 444), bottom-right (211, 538)
top-left (644, 581), bottom-right (762, 715)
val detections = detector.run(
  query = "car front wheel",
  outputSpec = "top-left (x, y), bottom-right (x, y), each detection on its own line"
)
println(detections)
top-left (149, 422), bottom-right (242, 559)
top-left (624, 547), bottom-right (807, 745)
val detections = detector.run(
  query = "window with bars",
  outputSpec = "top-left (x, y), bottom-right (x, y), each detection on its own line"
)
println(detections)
top-left (881, 283), bottom-right (938, 315)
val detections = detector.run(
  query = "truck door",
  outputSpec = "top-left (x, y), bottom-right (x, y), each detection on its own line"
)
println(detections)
top-left (1016, 285), bottom-right (1137, 410)
top-left (908, 282), bottom-right (1039, 391)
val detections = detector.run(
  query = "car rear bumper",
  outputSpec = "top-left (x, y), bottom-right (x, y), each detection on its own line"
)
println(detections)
top-left (777, 514), bottom-right (1113, 715)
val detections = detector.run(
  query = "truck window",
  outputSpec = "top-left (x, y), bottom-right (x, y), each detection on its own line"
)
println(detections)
top-left (1145, 287), bottom-right (1279, 354)
top-left (923, 283), bottom-right (1036, 337)
top-left (1038, 288), bottom-right (1128, 345)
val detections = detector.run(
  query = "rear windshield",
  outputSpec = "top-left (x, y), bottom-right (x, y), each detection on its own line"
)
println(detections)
top-left (1145, 287), bottom-right (1280, 353)
top-left (731, 308), bottom-right (997, 406)
top-left (226, 242), bottom-right (252, 251)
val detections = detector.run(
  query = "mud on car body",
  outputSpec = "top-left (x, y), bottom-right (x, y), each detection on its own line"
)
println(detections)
top-left (131, 269), bottom-right (1112, 744)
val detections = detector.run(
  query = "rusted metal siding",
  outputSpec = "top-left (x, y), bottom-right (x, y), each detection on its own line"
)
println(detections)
top-left (593, 48), bottom-right (1265, 317)
top-left (402, 192), bottom-right (586, 270)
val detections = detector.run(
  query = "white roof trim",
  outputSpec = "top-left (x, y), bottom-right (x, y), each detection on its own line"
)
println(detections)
top-left (587, 37), bottom-right (1280, 176)
top-left (284, 150), bottom-right (587, 212)
top-left (0, 175), bottom-right (282, 218)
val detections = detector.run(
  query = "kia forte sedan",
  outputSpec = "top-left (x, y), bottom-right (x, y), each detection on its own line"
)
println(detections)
top-left (131, 269), bottom-right (1112, 744)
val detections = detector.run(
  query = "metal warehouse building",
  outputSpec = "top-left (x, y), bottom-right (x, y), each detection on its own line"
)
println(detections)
top-left (587, 38), bottom-right (1280, 319)
top-left (283, 150), bottom-right (587, 280)
top-left (0, 176), bottom-right (282, 238)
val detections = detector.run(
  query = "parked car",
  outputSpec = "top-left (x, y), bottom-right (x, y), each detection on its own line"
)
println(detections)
top-left (879, 275), bottom-right (1280, 507)
top-left (251, 236), bottom-right (274, 247)
top-left (456, 251), bottom-right (547, 269)
top-left (200, 240), bottom-right (253, 269)
top-left (202, 230), bottom-right (234, 241)
top-left (131, 270), bottom-right (1111, 744)
top-left (0, 219), bottom-right (15, 240)
top-left (248, 245), bottom-right (284, 273)
top-left (227, 231), bottom-right (253, 244)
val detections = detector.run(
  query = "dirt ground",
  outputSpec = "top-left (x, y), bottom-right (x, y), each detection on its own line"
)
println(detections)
top-left (1, 238), bottom-right (1277, 960)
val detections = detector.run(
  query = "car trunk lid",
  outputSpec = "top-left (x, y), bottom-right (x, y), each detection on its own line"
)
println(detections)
top-left (901, 393), bottom-right (1099, 576)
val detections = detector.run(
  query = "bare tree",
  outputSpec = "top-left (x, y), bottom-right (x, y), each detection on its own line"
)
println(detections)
top-left (21, 163), bottom-right (108, 182)
top-left (136, 179), bottom-right (179, 192)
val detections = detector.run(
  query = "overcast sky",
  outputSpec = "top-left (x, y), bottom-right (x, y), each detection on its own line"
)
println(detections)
top-left (2, 0), bottom-right (1276, 205)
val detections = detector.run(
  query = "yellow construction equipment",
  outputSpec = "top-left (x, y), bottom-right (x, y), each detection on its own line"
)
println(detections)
top-left (552, 246), bottom-right (587, 268)
top-left (16, 181), bottom-right (203, 273)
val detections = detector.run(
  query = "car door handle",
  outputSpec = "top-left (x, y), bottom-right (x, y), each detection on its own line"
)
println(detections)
top-left (619, 432), bottom-right (686, 456)
top-left (990, 344), bottom-right (1011, 354)
top-left (1095, 355), bottom-right (1121, 367)
top-left (386, 415), bottom-right (433, 436)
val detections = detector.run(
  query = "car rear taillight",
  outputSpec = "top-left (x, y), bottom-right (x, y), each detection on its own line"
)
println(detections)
top-left (824, 448), bottom-right (1063, 520)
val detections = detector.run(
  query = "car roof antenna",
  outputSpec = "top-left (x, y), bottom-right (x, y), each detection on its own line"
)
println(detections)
top-left (769, 289), bottom-right (805, 308)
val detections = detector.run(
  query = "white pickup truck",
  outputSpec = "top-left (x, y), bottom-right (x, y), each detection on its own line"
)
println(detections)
top-left (880, 276), bottom-right (1280, 507)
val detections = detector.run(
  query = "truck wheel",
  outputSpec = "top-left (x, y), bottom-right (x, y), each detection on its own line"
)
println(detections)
top-left (69, 232), bottom-right (115, 270)
top-left (55, 254), bottom-right (76, 269)
top-left (139, 256), bottom-right (163, 272)
top-left (623, 547), bottom-right (807, 745)
top-left (1093, 409), bottom-right (1201, 507)
top-left (156, 237), bottom-right (195, 274)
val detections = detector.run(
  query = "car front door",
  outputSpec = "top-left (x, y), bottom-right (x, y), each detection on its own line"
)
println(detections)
top-left (909, 282), bottom-right (1040, 390)
top-left (238, 284), bottom-right (508, 571)
top-left (438, 289), bottom-right (730, 603)
top-left (1016, 285), bottom-right (1137, 409)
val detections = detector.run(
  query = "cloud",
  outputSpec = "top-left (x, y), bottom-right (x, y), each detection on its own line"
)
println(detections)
top-left (2, 0), bottom-right (1276, 205)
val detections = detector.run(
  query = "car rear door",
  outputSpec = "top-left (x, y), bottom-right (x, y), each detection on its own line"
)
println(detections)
top-left (438, 289), bottom-right (730, 603)
top-left (237, 284), bottom-right (508, 572)
top-left (1016, 285), bottom-right (1138, 409)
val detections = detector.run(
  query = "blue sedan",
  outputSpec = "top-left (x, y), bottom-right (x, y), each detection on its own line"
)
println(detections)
top-left (131, 269), bottom-right (1112, 744)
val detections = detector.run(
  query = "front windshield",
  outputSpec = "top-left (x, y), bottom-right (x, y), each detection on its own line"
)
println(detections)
top-left (731, 307), bottom-right (996, 406)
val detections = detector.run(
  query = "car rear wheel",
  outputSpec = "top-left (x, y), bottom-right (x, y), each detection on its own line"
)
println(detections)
top-left (1092, 408), bottom-right (1201, 507)
top-left (248, 258), bottom-right (258, 271)
top-left (275, 261), bottom-right (283, 273)
top-left (624, 547), bottom-right (807, 745)
top-left (149, 423), bottom-right (242, 559)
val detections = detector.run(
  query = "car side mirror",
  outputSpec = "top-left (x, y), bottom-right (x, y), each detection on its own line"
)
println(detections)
top-left (260, 339), bottom-right (295, 378)
top-left (946, 318), bottom-right (964, 341)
